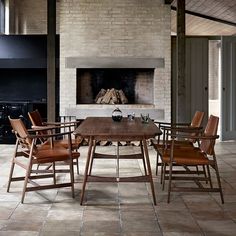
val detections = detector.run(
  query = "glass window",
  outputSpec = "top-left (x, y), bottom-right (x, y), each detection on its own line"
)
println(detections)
top-left (0, 0), bottom-right (5, 33)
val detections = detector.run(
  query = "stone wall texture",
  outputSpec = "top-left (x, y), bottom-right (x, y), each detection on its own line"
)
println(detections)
top-left (59, 0), bottom-right (171, 121)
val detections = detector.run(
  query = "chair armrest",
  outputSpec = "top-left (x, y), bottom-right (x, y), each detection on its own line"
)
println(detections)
top-left (30, 124), bottom-right (74, 131)
top-left (154, 121), bottom-right (191, 127)
top-left (165, 126), bottom-right (203, 133)
top-left (28, 131), bottom-right (73, 140)
top-left (170, 132), bottom-right (219, 140)
top-left (28, 125), bottom-right (58, 132)
top-left (44, 120), bottom-right (81, 126)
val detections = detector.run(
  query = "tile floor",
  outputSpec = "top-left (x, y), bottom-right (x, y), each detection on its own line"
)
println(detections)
top-left (0, 141), bottom-right (236, 236)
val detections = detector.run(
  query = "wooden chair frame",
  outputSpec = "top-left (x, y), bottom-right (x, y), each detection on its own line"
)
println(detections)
top-left (7, 117), bottom-right (75, 203)
top-left (28, 110), bottom-right (82, 174)
top-left (153, 111), bottom-right (205, 176)
top-left (161, 115), bottom-right (224, 204)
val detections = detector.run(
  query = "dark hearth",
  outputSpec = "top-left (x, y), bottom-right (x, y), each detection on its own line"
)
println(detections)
top-left (76, 68), bottom-right (154, 104)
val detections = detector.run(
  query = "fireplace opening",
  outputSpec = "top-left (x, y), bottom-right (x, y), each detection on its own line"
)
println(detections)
top-left (76, 68), bottom-right (154, 105)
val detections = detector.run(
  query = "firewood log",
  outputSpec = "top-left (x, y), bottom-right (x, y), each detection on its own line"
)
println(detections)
top-left (95, 88), bottom-right (106, 103)
top-left (118, 90), bottom-right (128, 104)
top-left (96, 96), bottom-right (103, 104)
top-left (95, 88), bottom-right (128, 104)
top-left (101, 89), bottom-right (112, 104)
top-left (115, 90), bottom-right (121, 103)
top-left (110, 88), bottom-right (119, 104)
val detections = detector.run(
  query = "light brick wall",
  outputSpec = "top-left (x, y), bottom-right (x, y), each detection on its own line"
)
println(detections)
top-left (60, 0), bottom-right (171, 121)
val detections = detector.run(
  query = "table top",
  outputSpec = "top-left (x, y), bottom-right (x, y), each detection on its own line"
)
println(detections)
top-left (74, 117), bottom-right (162, 141)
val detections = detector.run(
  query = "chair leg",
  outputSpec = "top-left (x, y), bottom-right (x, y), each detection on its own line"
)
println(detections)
top-left (160, 162), bottom-right (164, 184)
top-left (21, 163), bottom-right (32, 204)
top-left (69, 159), bottom-right (75, 198)
top-left (167, 162), bottom-right (173, 203)
top-left (213, 163), bottom-right (224, 204)
top-left (7, 142), bottom-right (19, 192)
top-left (162, 163), bottom-right (167, 191)
top-left (156, 153), bottom-right (159, 176)
top-left (206, 165), bottom-right (213, 188)
top-left (7, 159), bottom-right (15, 192)
top-left (196, 165), bottom-right (199, 174)
top-left (142, 157), bottom-right (147, 175)
top-left (52, 162), bottom-right (56, 185)
top-left (76, 158), bottom-right (79, 175)
top-left (203, 165), bottom-right (208, 184)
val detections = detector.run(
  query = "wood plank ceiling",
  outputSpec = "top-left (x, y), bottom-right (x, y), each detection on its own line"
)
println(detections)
top-left (170, 0), bottom-right (236, 35)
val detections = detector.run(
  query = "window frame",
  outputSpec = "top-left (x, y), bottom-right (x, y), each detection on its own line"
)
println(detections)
top-left (0, 0), bottom-right (5, 34)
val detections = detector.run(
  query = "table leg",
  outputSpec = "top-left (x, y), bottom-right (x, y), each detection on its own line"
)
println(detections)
top-left (88, 141), bottom-right (97, 175)
top-left (116, 141), bottom-right (120, 180)
top-left (142, 139), bottom-right (157, 205)
top-left (80, 136), bottom-right (94, 205)
top-left (140, 141), bottom-right (147, 175)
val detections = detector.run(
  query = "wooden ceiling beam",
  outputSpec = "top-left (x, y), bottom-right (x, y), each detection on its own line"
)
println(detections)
top-left (171, 6), bottom-right (236, 27)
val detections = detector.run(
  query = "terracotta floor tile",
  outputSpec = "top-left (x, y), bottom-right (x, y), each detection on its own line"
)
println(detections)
top-left (0, 220), bottom-right (43, 232)
top-left (197, 219), bottom-right (236, 234)
top-left (81, 220), bottom-right (121, 233)
top-left (158, 210), bottom-right (201, 233)
top-left (0, 231), bottom-right (39, 236)
top-left (42, 220), bottom-right (82, 232)
top-left (0, 142), bottom-right (236, 234)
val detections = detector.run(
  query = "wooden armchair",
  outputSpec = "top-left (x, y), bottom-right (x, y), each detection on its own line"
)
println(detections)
top-left (152, 111), bottom-right (205, 175)
top-left (28, 109), bottom-right (82, 174)
top-left (161, 115), bottom-right (224, 204)
top-left (7, 117), bottom-right (76, 203)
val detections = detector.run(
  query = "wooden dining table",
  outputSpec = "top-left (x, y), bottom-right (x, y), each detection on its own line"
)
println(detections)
top-left (74, 116), bottom-right (162, 205)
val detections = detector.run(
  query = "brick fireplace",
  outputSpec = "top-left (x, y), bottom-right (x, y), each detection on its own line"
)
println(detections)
top-left (59, 0), bottom-right (171, 121)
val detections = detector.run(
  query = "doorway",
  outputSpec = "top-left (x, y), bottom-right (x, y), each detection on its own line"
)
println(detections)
top-left (208, 40), bottom-right (221, 135)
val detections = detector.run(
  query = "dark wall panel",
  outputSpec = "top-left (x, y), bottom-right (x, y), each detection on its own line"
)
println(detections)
top-left (0, 35), bottom-right (59, 68)
top-left (0, 68), bottom-right (47, 102)
top-left (0, 35), bottom-right (47, 58)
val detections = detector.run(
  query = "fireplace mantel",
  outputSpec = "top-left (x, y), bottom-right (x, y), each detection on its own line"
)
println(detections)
top-left (65, 57), bottom-right (165, 69)
top-left (66, 104), bottom-right (164, 120)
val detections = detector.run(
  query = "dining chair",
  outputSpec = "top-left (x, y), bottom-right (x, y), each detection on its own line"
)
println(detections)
top-left (28, 109), bottom-right (82, 174)
top-left (153, 111), bottom-right (205, 175)
top-left (161, 115), bottom-right (224, 204)
top-left (7, 117), bottom-right (76, 203)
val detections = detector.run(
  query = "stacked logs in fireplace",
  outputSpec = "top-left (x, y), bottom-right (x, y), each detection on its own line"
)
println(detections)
top-left (95, 88), bottom-right (128, 104)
